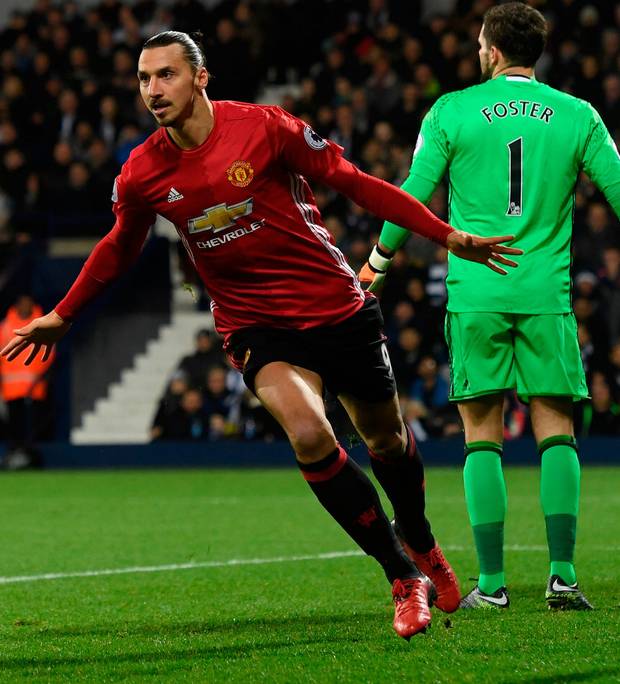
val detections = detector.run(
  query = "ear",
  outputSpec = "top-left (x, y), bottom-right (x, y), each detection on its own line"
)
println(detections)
top-left (489, 45), bottom-right (502, 67)
top-left (196, 66), bottom-right (209, 90)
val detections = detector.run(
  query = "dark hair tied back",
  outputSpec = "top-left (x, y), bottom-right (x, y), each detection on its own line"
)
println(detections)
top-left (143, 30), bottom-right (207, 73)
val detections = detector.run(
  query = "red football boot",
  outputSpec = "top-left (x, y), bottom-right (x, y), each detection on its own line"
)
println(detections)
top-left (392, 576), bottom-right (436, 641)
top-left (393, 520), bottom-right (461, 613)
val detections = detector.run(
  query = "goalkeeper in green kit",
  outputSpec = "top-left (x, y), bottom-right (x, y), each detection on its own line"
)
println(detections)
top-left (360, 2), bottom-right (620, 610)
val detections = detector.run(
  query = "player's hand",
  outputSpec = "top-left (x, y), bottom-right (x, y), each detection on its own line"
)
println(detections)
top-left (446, 231), bottom-right (522, 275)
top-left (358, 245), bottom-right (394, 294)
top-left (0, 310), bottom-right (71, 365)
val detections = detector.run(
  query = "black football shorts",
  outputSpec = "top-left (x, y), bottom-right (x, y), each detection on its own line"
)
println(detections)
top-left (226, 297), bottom-right (397, 402)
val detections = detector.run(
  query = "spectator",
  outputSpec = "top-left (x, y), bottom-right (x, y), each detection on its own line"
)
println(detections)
top-left (115, 123), bottom-right (147, 165)
top-left (177, 329), bottom-right (224, 393)
top-left (577, 372), bottom-right (620, 436)
top-left (57, 89), bottom-right (80, 143)
top-left (150, 370), bottom-right (188, 440)
top-left (365, 52), bottom-right (402, 116)
top-left (206, 18), bottom-right (256, 103)
top-left (67, 160), bottom-right (92, 200)
top-left (396, 37), bottom-right (424, 82)
top-left (403, 397), bottom-right (430, 442)
top-left (97, 95), bottom-right (122, 148)
top-left (410, 355), bottom-right (449, 414)
top-left (203, 365), bottom-right (238, 430)
top-left (602, 72), bottom-right (620, 135)
top-left (43, 141), bottom-right (73, 200)
top-left (295, 78), bottom-right (319, 120)
top-left (574, 202), bottom-right (618, 271)
top-left (329, 105), bottom-right (363, 163)
top-left (578, 322), bottom-right (595, 377)
top-left (86, 137), bottom-right (119, 201)
top-left (391, 82), bottom-right (423, 145)
top-left (435, 31), bottom-right (461, 91)
top-left (426, 246), bottom-right (448, 306)
top-left (404, 277), bottom-right (441, 347)
top-left (391, 326), bottom-right (424, 392)
top-left (0, 295), bottom-right (55, 462)
top-left (157, 388), bottom-right (209, 441)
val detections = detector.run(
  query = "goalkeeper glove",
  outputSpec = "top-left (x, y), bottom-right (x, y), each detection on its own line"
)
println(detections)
top-left (358, 244), bottom-right (394, 293)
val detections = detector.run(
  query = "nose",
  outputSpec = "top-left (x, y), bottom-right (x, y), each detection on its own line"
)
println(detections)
top-left (148, 76), bottom-right (162, 98)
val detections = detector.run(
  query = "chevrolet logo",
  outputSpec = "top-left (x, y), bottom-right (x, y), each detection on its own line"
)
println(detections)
top-left (188, 198), bottom-right (253, 234)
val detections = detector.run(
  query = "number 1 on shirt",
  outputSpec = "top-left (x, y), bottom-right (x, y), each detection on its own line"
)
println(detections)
top-left (507, 137), bottom-right (523, 217)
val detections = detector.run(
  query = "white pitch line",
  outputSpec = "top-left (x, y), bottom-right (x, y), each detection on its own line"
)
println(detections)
top-left (0, 551), bottom-right (364, 586)
top-left (0, 544), bottom-right (617, 586)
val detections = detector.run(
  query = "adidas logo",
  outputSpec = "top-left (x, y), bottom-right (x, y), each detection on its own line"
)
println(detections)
top-left (167, 187), bottom-right (184, 203)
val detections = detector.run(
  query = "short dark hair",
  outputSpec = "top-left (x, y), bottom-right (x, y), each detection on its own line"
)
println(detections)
top-left (483, 2), bottom-right (547, 68)
top-left (142, 30), bottom-right (207, 74)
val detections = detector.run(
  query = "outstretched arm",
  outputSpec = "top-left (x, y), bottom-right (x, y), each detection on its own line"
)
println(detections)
top-left (358, 170), bottom-right (439, 292)
top-left (324, 155), bottom-right (521, 276)
top-left (376, 173), bottom-right (440, 255)
top-left (0, 220), bottom-right (151, 364)
top-left (323, 155), bottom-right (453, 245)
top-left (1, 170), bottom-right (155, 364)
top-left (267, 106), bottom-right (521, 283)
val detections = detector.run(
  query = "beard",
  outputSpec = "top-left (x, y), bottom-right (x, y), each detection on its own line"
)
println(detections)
top-left (150, 102), bottom-right (175, 126)
top-left (156, 93), bottom-right (195, 128)
top-left (479, 53), bottom-right (493, 82)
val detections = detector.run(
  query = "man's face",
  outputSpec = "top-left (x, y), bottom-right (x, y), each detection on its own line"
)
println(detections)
top-left (196, 334), bottom-right (212, 352)
top-left (137, 44), bottom-right (204, 127)
top-left (478, 27), bottom-right (494, 81)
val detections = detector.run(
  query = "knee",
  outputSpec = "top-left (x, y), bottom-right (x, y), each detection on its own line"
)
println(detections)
top-left (290, 420), bottom-right (337, 463)
top-left (366, 429), bottom-right (406, 461)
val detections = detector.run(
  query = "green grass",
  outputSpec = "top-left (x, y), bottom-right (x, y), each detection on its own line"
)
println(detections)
top-left (0, 466), bottom-right (618, 683)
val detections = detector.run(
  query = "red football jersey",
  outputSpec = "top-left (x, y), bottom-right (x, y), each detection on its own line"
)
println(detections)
top-left (111, 101), bottom-right (365, 337)
top-left (56, 101), bottom-right (452, 338)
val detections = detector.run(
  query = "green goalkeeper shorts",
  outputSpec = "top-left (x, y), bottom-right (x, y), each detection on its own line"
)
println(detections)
top-left (445, 311), bottom-right (589, 402)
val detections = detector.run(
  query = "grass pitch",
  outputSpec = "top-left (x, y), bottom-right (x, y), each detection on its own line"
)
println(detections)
top-left (0, 465), bottom-right (618, 683)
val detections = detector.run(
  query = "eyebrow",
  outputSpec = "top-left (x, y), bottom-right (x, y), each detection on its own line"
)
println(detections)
top-left (137, 66), bottom-right (176, 78)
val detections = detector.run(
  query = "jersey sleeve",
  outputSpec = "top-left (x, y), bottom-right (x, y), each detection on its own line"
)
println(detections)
top-left (378, 98), bottom-right (452, 252)
top-left (265, 106), bottom-right (452, 246)
top-left (581, 104), bottom-right (620, 218)
top-left (55, 164), bottom-right (156, 321)
top-left (264, 106), bottom-right (347, 178)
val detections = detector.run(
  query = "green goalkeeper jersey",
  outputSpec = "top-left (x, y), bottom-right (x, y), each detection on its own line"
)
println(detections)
top-left (382, 74), bottom-right (620, 313)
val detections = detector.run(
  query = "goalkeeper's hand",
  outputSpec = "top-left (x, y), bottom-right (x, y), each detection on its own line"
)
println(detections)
top-left (358, 245), bottom-right (394, 294)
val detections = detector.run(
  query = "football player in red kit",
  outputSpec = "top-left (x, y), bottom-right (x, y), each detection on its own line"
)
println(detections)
top-left (1, 31), bottom-right (521, 640)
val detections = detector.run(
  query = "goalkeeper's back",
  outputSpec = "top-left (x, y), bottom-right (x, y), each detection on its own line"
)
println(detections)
top-left (438, 75), bottom-right (610, 234)
top-left (415, 75), bottom-right (620, 313)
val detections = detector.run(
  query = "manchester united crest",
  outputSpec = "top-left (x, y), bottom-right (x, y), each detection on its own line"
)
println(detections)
top-left (226, 160), bottom-right (254, 187)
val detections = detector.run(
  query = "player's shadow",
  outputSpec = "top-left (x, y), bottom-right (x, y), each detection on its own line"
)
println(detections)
top-left (506, 669), bottom-right (620, 684)
top-left (0, 639), bottom-right (338, 674)
top-left (0, 611), bottom-right (384, 673)
top-left (5, 609), bottom-right (380, 641)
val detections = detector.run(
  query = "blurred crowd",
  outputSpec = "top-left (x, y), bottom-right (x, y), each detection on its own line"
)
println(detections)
top-left (1, 0), bottom-right (620, 441)
top-left (149, 328), bottom-right (285, 442)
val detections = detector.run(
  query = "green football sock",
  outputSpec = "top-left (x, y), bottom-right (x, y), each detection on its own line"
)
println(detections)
top-left (539, 435), bottom-right (580, 585)
top-left (463, 442), bottom-right (507, 595)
